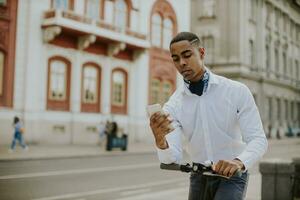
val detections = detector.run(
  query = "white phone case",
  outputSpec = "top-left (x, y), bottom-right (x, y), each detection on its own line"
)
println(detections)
top-left (147, 104), bottom-right (163, 116)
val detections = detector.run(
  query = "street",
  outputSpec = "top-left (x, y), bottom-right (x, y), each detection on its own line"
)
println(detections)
top-left (0, 138), bottom-right (299, 200)
top-left (0, 153), bottom-right (189, 200)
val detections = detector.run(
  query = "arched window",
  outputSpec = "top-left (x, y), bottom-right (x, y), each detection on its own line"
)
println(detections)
top-left (114, 0), bottom-right (127, 30)
top-left (150, 78), bottom-right (161, 104)
top-left (0, 51), bottom-right (4, 96)
top-left (86, 0), bottom-right (101, 20)
top-left (81, 63), bottom-right (101, 112)
top-left (150, 78), bottom-right (173, 105)
top-left (249, 40), bottom-right (255, 66)
top-left (282, 52), bottom-right (287, 75)
top-left (161, 80), bottom-right (172, 103)
top-left (47, 57), bottom-right (71, 111)
top-left (49, 60), bottom-right (67, 101)
top-left (104, 0), bottom-right (114, 24)
top-left (52, 0), bottom-right (74, 10)
top-left (111, 68), bottom-right (127, 114)
top-left (275, 48), bottom-right (279, 77)
top-left (151, 13), bottom-right (162, 47)
top-left (163, 18), bottom-right (173, 49)
top-left (202, 36), bottom-right (214, 63)
top-left (265, 44), bottom-right (270, 73)
top-left (82, 65), bottom-right (98, 103)
top-left (112, 70), bottom-right (125, 105)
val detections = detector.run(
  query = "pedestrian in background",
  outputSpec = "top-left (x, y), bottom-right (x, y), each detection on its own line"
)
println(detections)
top-left (9, 116), bottom-right (28, 152)
top-left (98, 120), bottom-right (106, 146)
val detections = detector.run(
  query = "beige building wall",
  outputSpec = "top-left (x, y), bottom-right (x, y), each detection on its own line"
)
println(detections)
top-left (191, 0), bottom-right (300, 138)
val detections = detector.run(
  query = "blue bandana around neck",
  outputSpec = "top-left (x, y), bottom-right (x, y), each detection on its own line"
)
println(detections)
top-left (186, 71), bottom-right (209, 96)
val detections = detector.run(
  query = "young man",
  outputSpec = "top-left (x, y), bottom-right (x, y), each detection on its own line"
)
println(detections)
top-left (149, 32), bottom-right (268, 200)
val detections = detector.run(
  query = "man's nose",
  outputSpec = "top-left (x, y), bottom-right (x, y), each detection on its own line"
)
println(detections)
top-left (180, 58), bottom-right (187, 68)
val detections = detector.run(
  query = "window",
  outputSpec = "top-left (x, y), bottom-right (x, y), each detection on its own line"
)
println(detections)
top-left (298, 102), bottom-right (300, 126)
top-left (291, 101), bottom-right (295, 121)
top-left (150, 79), bottom-right (173, 105)
top-left (104, 0), bottom-right (114, 24)
top-left (112, 70), bottom-right (126, 106)
top-left (161, 80), bottom-right (172, 104)
top-left (282, 52), bottom-right (287, 76)
top-left (162, 18), bottom-right (173, 49)
top-left (151, 13), bottom-right (162, 47)
top-left (268, 97), bottom-right (272, 122)
top-left (202, 36), bottom-right (214, 63)
top-left (285, 99), bottom-right (288, 119)
top-left (82, 65), bottom-right (98, 103)
top-left (0, 0), bottom-right (7, 6)
top-left (249, 40), bottom-right (255, 66)
top-left (275, 48), bottom-right (279, 77)
top-left (0, 51), bottom-right (4, 96)
top-left (275, 9), bottom-right (279, 30)
top-left (114, 0), bottom-right (127, 30)
top-left (290, 20), bottom-right (294, 38)
top-left (250, 0), bottom-right (256, 21)
top-left (53, 0), bottom-right (73, 10)
top-left (86, 0), bottom-right (100, 20)
top-left (49, 60), bottom-right (67, 101)
top-left (201, 0), bottom-right (215, 18)
top-left (150, 79), bottom-right (161, 104)
top-left (266, 44), bottom-right (270, 73)
top-left (277, 98), bottom-right (281, 121)
top-left (296, 60), bottom-right (299, 80)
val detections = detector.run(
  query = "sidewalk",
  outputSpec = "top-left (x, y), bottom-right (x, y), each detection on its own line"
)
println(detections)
top-left (0, 141), bottom-right (156, 161)
top-left (1, 137), bottom-right (299, 161)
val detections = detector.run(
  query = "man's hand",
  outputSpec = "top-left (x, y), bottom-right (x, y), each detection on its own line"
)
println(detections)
top-left (212, 159), bottom-right (244, 178)
top-left (149, 112), bottom-right (174, 149)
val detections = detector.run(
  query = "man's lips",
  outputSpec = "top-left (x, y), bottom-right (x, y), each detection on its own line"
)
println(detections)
top-left (182, 70), bottom-right (193, 78)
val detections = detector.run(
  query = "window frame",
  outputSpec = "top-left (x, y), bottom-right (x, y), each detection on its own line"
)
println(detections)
top-left (151, 13), bottom-right (163, 47)
top-left (85, 0), bottom-right (102, 20)
top-left (81, 62), bottom-right (101, 113)
top-left (47, 56), bottom-right (71, 111)
top-left (51, 0), bottom-right (74, 10)
top-left (111, 68), bottom-right (128, 114)
top-left (0, 50), bottom-right (5, 97)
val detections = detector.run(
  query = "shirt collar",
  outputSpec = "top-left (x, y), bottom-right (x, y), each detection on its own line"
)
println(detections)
top-left (182, 67), bottom-right (219, 95)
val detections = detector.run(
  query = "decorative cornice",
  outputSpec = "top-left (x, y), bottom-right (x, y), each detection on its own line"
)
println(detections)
top-left (43, 26), bottom-right (61, 42)
top-left (78, 34), bottom-right (96, 50)
top-left (107, 42), bottom-right (126, 56)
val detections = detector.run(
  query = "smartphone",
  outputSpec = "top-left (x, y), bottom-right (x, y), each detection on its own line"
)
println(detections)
top-left (147, 104), bottom-right (163, 116)
top-left (147, 104), bottom-right (174, 130)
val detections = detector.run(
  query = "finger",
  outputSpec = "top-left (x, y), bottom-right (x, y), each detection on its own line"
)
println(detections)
top-left (222, 165), bottom-right (232, 177)
top-left (156, 115), bottom-right (170, 128)
top-left (228, 167), bottom-right (238, 177)
top-left (214, 160), bottom-right (223, 173)
top-left (218, 161), bottom-right (228, 175)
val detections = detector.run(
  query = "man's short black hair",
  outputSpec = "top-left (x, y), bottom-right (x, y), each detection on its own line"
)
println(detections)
top-left (169, 32), bottom-right (202, 48)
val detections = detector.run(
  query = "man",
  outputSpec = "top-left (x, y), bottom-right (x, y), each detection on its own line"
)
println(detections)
top-left (149, 32), bottom-right (268, 200)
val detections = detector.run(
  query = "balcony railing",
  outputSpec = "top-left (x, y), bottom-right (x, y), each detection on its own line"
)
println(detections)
top-left (42, 9), bottom-right (149, 50)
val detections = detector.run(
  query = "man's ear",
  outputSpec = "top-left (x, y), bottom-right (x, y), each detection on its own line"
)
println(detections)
top-left (199, 47), bottom-right (205, 59)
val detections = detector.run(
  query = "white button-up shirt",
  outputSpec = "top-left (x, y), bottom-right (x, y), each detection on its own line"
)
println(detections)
top-left (157, 69), bottom-right (268, 169)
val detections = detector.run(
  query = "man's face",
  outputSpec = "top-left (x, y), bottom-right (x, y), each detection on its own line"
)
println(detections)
top-left (170, 40), bottom-right (205, 82)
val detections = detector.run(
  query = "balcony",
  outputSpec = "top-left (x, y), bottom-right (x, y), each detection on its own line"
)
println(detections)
top-left (41, 9), bottom-right (149, 59)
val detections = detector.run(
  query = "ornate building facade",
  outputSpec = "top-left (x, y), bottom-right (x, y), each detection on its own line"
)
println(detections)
top-left (0, 0), bottom-right (190, 144)
top-left (191, 0), bottom-right (300, 138)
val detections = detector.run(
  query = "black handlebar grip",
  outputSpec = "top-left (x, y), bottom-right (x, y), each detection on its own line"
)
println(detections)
top-left (160, 163), bottom-right (181, 171)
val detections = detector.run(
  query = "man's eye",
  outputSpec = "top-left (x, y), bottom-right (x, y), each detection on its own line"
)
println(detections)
top-left (173, 58), bottom-right (179, 62)
top-left (183, 54), bottom-right (192, 58)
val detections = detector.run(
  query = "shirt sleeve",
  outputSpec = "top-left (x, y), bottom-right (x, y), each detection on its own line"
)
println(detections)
top-left (156, 92), bottom-right (183, 164)
top-left (236, 84), bottom-right (268, 170)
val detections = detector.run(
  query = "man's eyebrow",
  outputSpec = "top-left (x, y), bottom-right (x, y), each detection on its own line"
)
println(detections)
top-left (171, 49), bottom-right (192, 58)
top-left (181, 49), bottom-right (192, 55)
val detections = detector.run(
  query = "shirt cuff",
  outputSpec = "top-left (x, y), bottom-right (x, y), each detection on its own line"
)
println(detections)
top-left (156, 147), bottom-right (177, 164)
